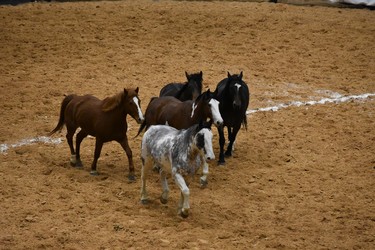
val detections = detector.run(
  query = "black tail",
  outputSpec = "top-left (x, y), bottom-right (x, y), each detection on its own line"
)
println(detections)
top-left (48, 94), bottom-right (75, 136)
top-left (242, 114), bottom-right (248, 130)
top-left (135, 97), bottom-right (158, 137)
top-left (136, 119), bottom-right (147, 137)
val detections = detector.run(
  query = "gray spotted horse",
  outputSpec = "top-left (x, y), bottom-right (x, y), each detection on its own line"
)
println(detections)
top-left (140, 122), bottom-right (214, 218)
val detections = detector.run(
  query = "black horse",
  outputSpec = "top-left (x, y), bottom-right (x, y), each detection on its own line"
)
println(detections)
top-left (159, 71), bottom-right (203, 101)
top-left (214, 72), bottom-right (250, 165)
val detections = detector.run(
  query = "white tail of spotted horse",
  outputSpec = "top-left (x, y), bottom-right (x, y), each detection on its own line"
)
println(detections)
top-left (140, 122), bottom-right (214, 218)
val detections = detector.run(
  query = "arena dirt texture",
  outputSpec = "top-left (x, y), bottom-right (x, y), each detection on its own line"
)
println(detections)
top-left (0, 0), bottom-right (374, 249)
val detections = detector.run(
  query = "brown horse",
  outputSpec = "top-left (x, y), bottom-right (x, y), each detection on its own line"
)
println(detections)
top-left (137, 89), bottom-right (223, 135)
top-left (49, 88), bottom-right (144, 181)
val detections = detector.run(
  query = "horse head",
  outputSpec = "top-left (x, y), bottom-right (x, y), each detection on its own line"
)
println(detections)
top-left (227, 71), bottom-right (244, 110)
top-left (194, 121), bottom-right (215, 161)
top-left (184, 71), bottom-right (203, 100)
top-left (193, 89), bottom-right (223, 127)
top-left (122, 87), bottom-right (145, 124)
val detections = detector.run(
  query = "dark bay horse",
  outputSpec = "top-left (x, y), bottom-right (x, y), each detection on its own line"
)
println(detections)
top-left (214, 72), bottom-right (250, 165)
top-left (159, 71), bottom-right (203, 101)
top-left (137, 89), bottom-right (223, 135)
top-left (140, 122), bottom-right (214, 218)
top-left (49, 88), bottom-right (144, 181)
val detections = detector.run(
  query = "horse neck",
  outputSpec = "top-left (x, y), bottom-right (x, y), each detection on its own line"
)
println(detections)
top-left (177, 126), bottom-right (200, 157)
top-left (176, 82), bottom-right (192, 100)
top-left (111, 104), bottom-right (128, 121)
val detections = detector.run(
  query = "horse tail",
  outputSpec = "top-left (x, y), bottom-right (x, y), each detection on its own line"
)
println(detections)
top-left (135, 97), bottom-right (158, 137)
top-left (48, 94), bottom-right (75, 136)
top-left (242, 114), bottom-right (248, 130)
top-left (136, 120), bottom-right (147, 137)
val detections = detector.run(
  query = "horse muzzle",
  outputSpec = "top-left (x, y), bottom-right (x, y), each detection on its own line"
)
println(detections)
top-left (137, 117), bottom-right (145, 124)
top-left (214, 119), bottom-right (223, 128)
top-left (205, 153), bottom-right (215, 161)
top-left (233, 102), bottom-right (241, 110)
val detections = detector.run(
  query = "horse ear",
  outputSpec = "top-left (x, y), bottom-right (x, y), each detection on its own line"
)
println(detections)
top-left (200, 71), bottom-right (203, 77)
top-left (227, 72), bottom-right (231, 78)
top-left (239, 71), bottom-right (243, 80)
top-left (135, 87), bottom-right (139, 94)
top-left (185, 71), bottom-right (190, 80)
top-left (123, 88), bottom-right (128, 97)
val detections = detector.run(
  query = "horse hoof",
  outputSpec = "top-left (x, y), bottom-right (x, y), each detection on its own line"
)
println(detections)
top-left (160, 197), bottom-right (168, 204)
top-left (141, 199), bottom-right (149, 205)
top-left (71, 161), bottom-right (83, 168)
top-left (200, 179), bottom-right (208, 188)
top-left (218, 161), bottom-right (225, 166)
top-left (180, 209), bottom-right (189, 218)
top-left (90, 170), bottom-right (99, 176)
top-left (128, 175), bottom-right (136, 182)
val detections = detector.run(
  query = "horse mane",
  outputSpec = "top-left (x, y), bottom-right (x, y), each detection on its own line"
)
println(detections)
top-left (194, 89), bottom-right (211, 104)
top-left (182, 124), bottom-right (200, 150)
top-left (174, 71), bottom-right (203, 100)
top-left (226, 72), bottom-right (243, 87)
top-left (186, 71), bottom-right (203, 91)
top-left (101, 91), bottom-right (124, 112)
top-left (175, 83), bottom-right (189, 99)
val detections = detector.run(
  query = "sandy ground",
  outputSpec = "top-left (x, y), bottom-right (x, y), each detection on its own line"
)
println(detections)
top-left (1, 0), bottom-right (374, 249)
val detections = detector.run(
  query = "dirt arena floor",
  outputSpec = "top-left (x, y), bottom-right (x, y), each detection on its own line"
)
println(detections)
top-left (1, 0), bottom-right (374, 249)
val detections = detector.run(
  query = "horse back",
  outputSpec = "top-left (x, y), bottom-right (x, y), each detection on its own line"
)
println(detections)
top-left (145, 96), bottom-right (193, 130)
top-left (142, 125), bottom-right (177, 165)
top-left (159, 83), bottom-right (184, 97)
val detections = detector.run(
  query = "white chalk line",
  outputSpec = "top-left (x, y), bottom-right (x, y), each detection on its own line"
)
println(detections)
top-left (246, 93), bottom-right (375, 115)
top-left (1, 92), bottom-right (374, 154)
top-left (0, 136), bottom-right (62, 154)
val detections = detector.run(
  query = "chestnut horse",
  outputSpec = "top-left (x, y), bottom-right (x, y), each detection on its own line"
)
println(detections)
top-left (137, 89), bottom-right (223, 135)
top-left (49, 88), bottom-right (144, 181)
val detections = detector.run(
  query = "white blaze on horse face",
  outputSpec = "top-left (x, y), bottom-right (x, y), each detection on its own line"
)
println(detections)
top-left (200, 128), bottom-right (215, 160)
top-left (209, 99), bottom-right (223, 126)
top-left (133, 97), bottom-right (144, 122)
top-left (234, 83), bottom-right (241, 90)
top-left (191, 103), bottom-right (198, 118)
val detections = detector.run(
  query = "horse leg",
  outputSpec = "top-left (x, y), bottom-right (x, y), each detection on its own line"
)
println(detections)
top-left (218, 126), bottom-right (226, 165)
top-left (174, 173), bottom-right (190, 218)
top-left (74, 130), bottom-right (88, 168)
top-left (119, 136), bottom-right (136, 182)
top-left (159, 169), bottom-right (169, 204)
top-left (90, 139), bottom-right (103, 176)
top-left (140, 157), bottom-right (152, 204)
top-left (66, 126), bottom-right (77, 167)
top-left (200, 160), bottom-right (209, 188)
top-left (225, 126), bottom-right (233, 156)
top-left (225, 124), bottom-right (240, 157)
